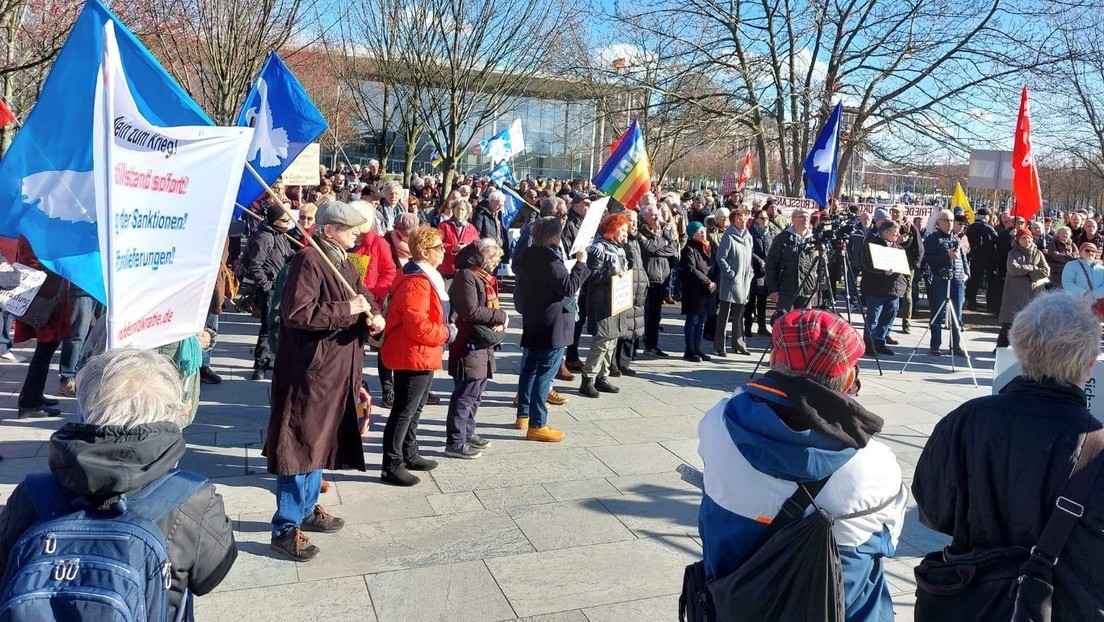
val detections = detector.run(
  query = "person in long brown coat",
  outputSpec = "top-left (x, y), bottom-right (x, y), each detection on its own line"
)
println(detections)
top-left (996, 227), bottom-right (1050, 348)
top-left (264, 201), bottom-right (384, 562)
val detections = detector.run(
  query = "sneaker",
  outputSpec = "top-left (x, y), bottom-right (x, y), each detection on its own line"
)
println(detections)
top-left (300, 505), bottom-right (345, 533)
top-left (18, 406), bottom-right (61, 419)
top-left (407, 456), bottom-right (439, 471)
top-left (546, 390), bottom-right (569, 406)
top-left (645, 348), bottom-right (669, 358)
top-left (0, 350), bottom-right (25, 363)
top-left (595, 378), bottom-right (620, 393)
top-left (444, 444), bottom-right (483, 459)
top-left (58, 379), bottom-right (76, 397)
top-left (199, 366), bottom-right (223, 384)
top-left (526, 426), bottom-right (566, 442)
top-left (270, 526), bottom-right (319, 562)
top-left (468, 434), bottom-right (491, 449)
top-left (515, 417), bottom-right (530, 430)
top-left (381, 467), bottom-right (421, 487)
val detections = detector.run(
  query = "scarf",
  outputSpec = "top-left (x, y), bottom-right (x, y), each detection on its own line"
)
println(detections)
top-left (742, 371), bottom-right (883, 449)
top-left (175, 336), bottom-right (202, 377)
top-left (389, 231), bottom-right (412, 264)
top-left (312, 232), bottom-right (348, 265)
top-left (413, 260), bottom-right (450, 302)
top-left (473, 267), bottom-right (499, 309)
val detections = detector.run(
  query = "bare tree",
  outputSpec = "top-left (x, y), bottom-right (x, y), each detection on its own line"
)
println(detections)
top-left (596, 0), bottom-right (1063, 198)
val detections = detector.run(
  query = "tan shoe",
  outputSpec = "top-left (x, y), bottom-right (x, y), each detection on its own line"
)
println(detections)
top-left (515, 417), bottom-right (529, 430)
top-left (526, 426), bottom-right (566, 442)
top-left (320, 479), bottom-right (332, 493)
top-left (546, 390), bottom-right (569, 406)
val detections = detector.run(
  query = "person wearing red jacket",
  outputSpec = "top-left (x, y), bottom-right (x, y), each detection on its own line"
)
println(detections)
top-left (437, 199), bottom-right (480, 278)
top-left (379, 225), bottom-right (455, 487)
top-left (350, 210), bottom-right (398, 302)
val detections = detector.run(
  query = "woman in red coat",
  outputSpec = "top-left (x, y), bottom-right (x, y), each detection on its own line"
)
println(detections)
top-left (380, 225), bottom-right (454, 486)
top-left (14, 237), bottom-right (72, 418)
top-left (437, 199), bottom-right (480, 278)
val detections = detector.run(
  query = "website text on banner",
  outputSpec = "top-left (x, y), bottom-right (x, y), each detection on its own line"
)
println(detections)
top-left (93, 21), bottom-right (253, 350)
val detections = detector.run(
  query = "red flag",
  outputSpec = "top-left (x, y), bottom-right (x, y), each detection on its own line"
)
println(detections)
top-left (736, 150), bottom-right (753, 188)
top-left (0, 98), bottom-right (15, 127)
top-left (1011, 85), bottom-right (1041, 220)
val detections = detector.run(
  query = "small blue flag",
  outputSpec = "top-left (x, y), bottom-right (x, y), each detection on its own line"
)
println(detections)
top-left (500, 185), bottom-right (526, 229)
top-left (803, 102), bottom-right (843, 208)
top-left (0, 0), bottom-right (212, 303)
top-left (489, 159), bottom-right (516, 187)
top-left (234, 52), bottom-right (327, 209)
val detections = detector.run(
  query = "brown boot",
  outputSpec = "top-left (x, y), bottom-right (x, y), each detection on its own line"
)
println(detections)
top-left (556, 365), bottom-right (575, 381)
top-left (526, 426), bottom-right (566, 442)
top-left (515, 417), bottom-right (529, 430)
top-left (546, 390), bottom-right (569, 406)
top-left (320, 479), bottom-right (332, 493)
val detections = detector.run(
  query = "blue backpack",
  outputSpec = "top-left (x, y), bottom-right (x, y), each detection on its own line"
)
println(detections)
top-left (0, 470), bottom-right (206, 622)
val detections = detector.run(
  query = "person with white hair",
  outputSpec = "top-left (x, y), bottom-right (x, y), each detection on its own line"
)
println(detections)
top-left (473, 189), bottom-right (506, 248)
top-left (913, 290), bottom-right (1104, 620)
top-left (922, 209), bottom-right (969, 356)
top-left (375, 180), bottom-right (405, 235)
top-left (0, 348), bottom-right (237, 620)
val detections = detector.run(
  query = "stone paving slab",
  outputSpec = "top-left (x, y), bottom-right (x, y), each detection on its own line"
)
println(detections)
top-left (0, 290), bottom-right (997, 620)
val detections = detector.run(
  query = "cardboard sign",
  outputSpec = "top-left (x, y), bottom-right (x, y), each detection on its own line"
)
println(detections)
top-left (721, 172), bottom-right (738, 195)
top-left (610, 269), bottom-right (634, 315)
top-left (281, 142), bottom-right (321, 186)
top-left (0, 263), bottom-right (47, 316)
top-left (994, 347), bottom-right (1104, 422)
top-left (868, 244), bottom-right (911, 274)
top-left (569, 197), bottom-right (610, 256)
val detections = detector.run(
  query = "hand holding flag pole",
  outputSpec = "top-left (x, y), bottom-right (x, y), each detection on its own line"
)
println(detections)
top-left (245, 163), bottom-right (357, 297)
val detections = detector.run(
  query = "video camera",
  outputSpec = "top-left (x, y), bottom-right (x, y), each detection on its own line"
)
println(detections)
top-left (810, 213), bottom-right (855, 249)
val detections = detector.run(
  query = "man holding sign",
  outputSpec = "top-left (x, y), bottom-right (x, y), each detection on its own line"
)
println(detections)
top-left (861, 220), bottom-right (908, 356)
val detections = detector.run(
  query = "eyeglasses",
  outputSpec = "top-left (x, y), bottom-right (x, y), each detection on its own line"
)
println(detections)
top-left (429, 243), bottom-right (445, 251)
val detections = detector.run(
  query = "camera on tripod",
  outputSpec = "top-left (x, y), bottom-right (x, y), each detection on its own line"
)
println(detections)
top-left (810, 213), bottom-right (854, 249)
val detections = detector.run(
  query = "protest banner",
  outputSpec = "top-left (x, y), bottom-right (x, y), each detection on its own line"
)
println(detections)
top-left (868, 245), bottom-right (911, 274)
top-left (611, 269), bottom-right (634, 315)
top-left (280, 142), bottom-right (321, 186)
top-left (94, 22), bottom-right (254, 349)
top-left (743, 190), bottom-right (937, 225)
top-left (0, 263), bottom-right (46, 316)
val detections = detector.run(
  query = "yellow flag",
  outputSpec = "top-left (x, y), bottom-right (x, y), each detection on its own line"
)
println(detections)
top-left (952, 182), bottom-right (975, 224)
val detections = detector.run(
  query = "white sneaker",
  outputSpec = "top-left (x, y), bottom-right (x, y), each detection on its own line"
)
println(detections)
top-left (0, 350), bottom-right (25, 363)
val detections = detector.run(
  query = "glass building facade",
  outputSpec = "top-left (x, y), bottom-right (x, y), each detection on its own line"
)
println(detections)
top-left (333, 82), bottom-right (601, 180)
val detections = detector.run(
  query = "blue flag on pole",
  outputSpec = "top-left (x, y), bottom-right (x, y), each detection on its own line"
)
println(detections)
top-left (0, 0), bottom-right (211, 303)
top-left (500, 185), bottom-right (526, 229)
top-left (802, 102), bottom-right (843, 208)
top-left (234, 52), bottom-right (328, 210)
top-left (489, 159), bottom-right (517, 187)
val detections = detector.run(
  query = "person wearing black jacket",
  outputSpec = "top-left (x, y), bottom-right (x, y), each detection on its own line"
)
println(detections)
top-left (964, 208), bottom-right (998, 311)
top-left (744, 209), bottom-right (775, 337)
top-left (913, 290), bottom-right (1104, 621)
top-left (514, 218), bottom-right (590, 442)
top-left (639, 204), bottom-right (679, 356)
top-left (562, 196), bottom-right (590, 370)
top-left (0, 349), bottom-right (237, 619)
top-left (861, 221), bottom-right (907, 356)
top-left (896, 215), bottom-right (924, 334)
top-left (243, 207), bottom-right (296, 379)
top-left (680, 221), bottom-right (717, 362)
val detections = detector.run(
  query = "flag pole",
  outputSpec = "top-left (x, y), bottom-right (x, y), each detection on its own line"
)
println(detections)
top-left (245, 163), bottom-right (359, 298)
top-left (236, 202), bottom-right (304, 249)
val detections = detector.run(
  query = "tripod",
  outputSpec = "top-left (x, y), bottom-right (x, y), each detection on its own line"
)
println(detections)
top-left (751, 243), bottom-right (884, 377)
top-left (901, 276), bottom-right (979, 387)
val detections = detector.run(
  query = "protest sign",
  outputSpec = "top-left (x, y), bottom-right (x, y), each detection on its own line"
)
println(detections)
top-left (94, 22), bottom-right (254, 350)
top-left (569, 197), bottom-right (610, 256)
top-left (0, 263), bottom-right (46, 316)
top-left (721, 172), bottom-right (738, 195)
top-left (280, 142), bottom-right (321, 186)
top-left (611, 269), bottom-right (634, 315)
top-left (868, 245), bottom-right (911, 274)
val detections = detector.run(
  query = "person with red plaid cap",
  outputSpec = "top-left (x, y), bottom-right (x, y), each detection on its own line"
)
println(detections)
top-left (697, 308), bottom-right (908, 621)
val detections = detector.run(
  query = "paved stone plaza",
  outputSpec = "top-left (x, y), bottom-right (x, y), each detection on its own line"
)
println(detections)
top-left (0, 289), bottom-right (998, 621)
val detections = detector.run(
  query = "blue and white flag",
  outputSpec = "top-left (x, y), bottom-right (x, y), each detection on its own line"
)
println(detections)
top-left (500, 185), bottom-right (526, 229)
top-left (234, 52), bottom-right (328, 209)
top-left (802, 102), bottom-right (843, 208)
top-left (489, 159), bottom-right (517, 187)
top-left (477, 119), bottom-right (525, 164)
top-left (0, 0), bottom-right (212, 303)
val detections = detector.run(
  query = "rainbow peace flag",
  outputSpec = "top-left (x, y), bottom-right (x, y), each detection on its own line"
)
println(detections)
top-left (593, 119), bottom-right (651, 210)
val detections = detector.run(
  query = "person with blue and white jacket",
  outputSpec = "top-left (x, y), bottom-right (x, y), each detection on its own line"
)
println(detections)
top-left (698, 308), bottom-right (908, 621)
top-left (1062, 241), bottom-right (1104, 300)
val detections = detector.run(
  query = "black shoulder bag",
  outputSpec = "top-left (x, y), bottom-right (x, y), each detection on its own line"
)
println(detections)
top-left (914, 429), bottom-right (1104, 622)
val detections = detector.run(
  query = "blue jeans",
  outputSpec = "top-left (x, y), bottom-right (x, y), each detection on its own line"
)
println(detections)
top-left (59, 290), bottom-right (101, 381)
top-left (0, 310), bottom-right (13, 352)
top-left (517, 347), bottom-right (563, 428)
top-left (272, 469), bottom-right (323, 537)
top-left (864, 295), bottom-right (899, 346)
top-left (201, 313), bottom-right (219, 367)
top-left (929, 278), bottom-right (965, 351)
top-left (684, 314), bottom-right (706, 350)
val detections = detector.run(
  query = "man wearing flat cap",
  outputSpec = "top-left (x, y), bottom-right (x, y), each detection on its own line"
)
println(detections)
top-left (696, 308), bottom-right (907, 620)
top-left (264, 200), bottom-right (385, 562)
